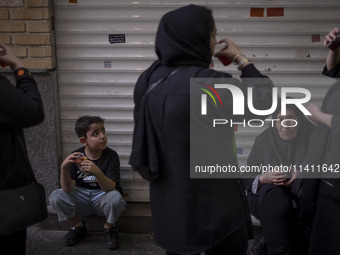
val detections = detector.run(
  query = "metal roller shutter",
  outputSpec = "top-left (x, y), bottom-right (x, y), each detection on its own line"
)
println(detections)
top-left (54, 0), bottom-right (340, 201)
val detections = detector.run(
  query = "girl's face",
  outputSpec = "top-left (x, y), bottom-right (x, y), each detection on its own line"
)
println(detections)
top-left (210, 27), bottom-right (217, 56)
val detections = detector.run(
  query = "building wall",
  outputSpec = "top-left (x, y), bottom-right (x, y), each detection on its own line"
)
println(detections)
top-left (53, 0), bottom-right (340, 202)
top-left (0, 0), bottom-right (61, 197)
top-left (1, 0), bottom-right (340, 206)
top-left (0, 0), bottom-right (55, 69)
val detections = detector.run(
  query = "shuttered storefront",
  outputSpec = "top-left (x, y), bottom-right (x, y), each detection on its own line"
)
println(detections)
top-left (54, 0), bottom-right (340, 202)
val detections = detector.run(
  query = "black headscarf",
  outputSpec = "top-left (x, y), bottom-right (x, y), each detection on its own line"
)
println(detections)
top-left (247, 102), bottom-right (315, 168)
top-left (155, 4), bottom-right (214, 67)
top-left (134, 4), bottom-right (215, 104)
top-left (272, 103), bottom-right (314, 166)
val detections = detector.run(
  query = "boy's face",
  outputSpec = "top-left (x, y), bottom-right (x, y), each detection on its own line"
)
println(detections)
top-left (83, 122), bottom-right (107, 152)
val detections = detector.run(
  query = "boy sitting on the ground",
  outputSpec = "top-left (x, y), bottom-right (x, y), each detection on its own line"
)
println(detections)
top-left (49, 115), bottom-right (126, 250)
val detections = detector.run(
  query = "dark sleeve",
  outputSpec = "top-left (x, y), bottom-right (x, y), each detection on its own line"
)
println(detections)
top-left (331, 114), bottom-right (340, 147)
top-left (322, 63), bottom-right (340, 146)
top-left (0, 68), bottom-right (44, 128)
top-left (239, 64), bottom-right (274, 121)
top-left (240, 63), bottom-right (265, 78)
top-left (205, 64), bottom-right (274, 122)
top-left (322, 62), bottom-right (340, 78)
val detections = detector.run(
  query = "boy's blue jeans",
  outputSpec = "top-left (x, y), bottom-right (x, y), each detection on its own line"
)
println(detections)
top-left (49, 186), bottom-right (126, 224)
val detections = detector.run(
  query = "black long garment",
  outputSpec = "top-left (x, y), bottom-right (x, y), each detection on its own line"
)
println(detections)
top-left (302, 63), bottom-right (340, 177)
top-left (0, 68), bottom-right (44, 254)
top-left (0, 69), bottom-right (44, 190)
top-left (299, 62), bottom-right (340, 228)
top-left (131, 5), bottom-right (274, 254)
top-left (298, 63), bottom-right (340, 255)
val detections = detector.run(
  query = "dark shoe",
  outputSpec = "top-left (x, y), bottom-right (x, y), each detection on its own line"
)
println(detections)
top-left (63, 221), bottom-right (87, 246)
top-left (104, 226), bottom-right (119, 250)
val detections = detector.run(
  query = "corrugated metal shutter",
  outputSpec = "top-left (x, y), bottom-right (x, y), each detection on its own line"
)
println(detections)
top-left (54, 0), bottom-right (340, 201)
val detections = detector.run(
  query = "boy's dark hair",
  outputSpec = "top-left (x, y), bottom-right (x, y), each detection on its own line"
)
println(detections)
top-left (75, 115), bottom-right (104, 138)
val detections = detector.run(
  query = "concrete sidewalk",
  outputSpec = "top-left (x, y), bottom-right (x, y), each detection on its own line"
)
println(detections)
top-left (26, 204), bottom-right (259, 254)
top-left (26, 226), bottom-right (256, 255)
top-left (26, 226), bottom-right (165, 255)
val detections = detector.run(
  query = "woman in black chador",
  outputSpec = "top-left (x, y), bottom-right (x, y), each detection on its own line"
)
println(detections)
top-left (0, 44), bottom-right (45, 254)
top-left (299, 27), bottom-right (340, 255)
top-left (130, 4), bottom-right (273, 255)
top-left (243, 103), bottom-right (314, 255)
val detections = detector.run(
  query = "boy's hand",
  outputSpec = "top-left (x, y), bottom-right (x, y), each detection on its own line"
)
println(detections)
top-left (61, 152), bottom-right (82, 170)
top-left (79, 160), bottom-right (100, 176)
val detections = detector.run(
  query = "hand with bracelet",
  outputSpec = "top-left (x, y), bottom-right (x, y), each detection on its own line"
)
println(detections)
top-left (214, 38), bottom-right (250, 70)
